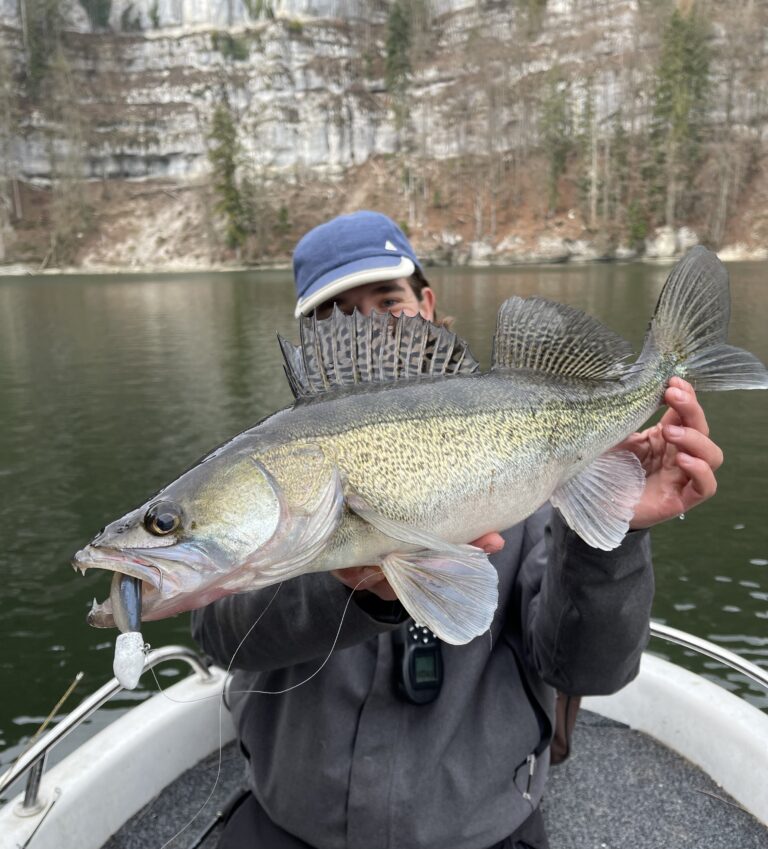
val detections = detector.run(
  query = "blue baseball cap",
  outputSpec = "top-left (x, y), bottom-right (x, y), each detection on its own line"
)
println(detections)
top-left (292, 211), bottom-right (422, 317)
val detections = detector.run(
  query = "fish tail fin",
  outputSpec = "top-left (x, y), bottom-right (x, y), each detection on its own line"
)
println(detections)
top-left (641, 246), bottom-right (768, 391)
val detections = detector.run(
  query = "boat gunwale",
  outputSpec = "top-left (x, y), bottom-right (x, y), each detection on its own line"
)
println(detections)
top-left (1, 625), bottom-right (767, 847)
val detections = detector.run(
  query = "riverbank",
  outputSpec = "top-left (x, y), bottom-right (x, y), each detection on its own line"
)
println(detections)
top-left (3, 236), bottom-right (767, 278)
top-left (5, 155), bottom-right (768, 280)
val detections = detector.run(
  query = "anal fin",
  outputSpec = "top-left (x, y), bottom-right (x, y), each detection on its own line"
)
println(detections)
top-left (551, 449), bottom-right (645, 550)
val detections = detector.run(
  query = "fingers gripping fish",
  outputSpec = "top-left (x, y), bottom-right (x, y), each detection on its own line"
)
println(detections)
top-left (72, 247), bottom-right (768, 688)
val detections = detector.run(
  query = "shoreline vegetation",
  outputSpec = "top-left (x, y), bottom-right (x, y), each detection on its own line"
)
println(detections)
top-left (2, 234), bottom-right (767, 278)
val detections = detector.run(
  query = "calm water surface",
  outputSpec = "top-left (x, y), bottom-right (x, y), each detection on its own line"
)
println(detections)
top-left (1, 262), bottom-right (767, 780)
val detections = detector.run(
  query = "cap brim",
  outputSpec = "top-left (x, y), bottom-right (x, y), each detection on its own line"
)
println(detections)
top-left (295, 255), bottom-right (415, 317)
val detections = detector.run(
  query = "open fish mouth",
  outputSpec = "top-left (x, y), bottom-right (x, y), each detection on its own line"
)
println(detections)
top-left (73, 545), bottom-right (184, 628)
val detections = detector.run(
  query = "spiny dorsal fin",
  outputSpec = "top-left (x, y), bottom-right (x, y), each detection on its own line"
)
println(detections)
top-left (279, 307), bottom-right (480, 400)
top-left (492, 296), bottom-right (634, 380)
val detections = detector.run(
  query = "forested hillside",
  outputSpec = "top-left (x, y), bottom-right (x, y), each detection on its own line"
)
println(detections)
top-left (1, 0), bottom-right (767, 270)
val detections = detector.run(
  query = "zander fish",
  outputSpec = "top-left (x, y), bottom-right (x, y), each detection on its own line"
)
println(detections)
top-left (73, 247), bottom-right (768, 673)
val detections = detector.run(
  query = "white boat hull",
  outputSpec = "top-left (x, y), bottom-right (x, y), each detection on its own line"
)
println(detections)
top-left (0, 667), bottom-right (234, 849)
top-left (1, 652), bottom-right (767, 848)
top-left (584, 652), bottom-right (768, 825)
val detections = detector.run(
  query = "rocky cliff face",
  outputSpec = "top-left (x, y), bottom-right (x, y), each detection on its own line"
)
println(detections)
top-left (4, 8), bottom-right (390, 184)
top-left (2, 0), bottom-right (768, 270)
top-left (0, 1), bottom-right (485, 31)
top-left (2, 1), bottom-right (650, 184)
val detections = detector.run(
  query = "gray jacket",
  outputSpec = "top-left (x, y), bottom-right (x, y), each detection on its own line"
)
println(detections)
top-left (191, 505), bottom-right (653, 849)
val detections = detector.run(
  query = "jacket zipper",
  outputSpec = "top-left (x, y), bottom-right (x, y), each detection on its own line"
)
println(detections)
top-left (522, 752), bottom-right (536, 800)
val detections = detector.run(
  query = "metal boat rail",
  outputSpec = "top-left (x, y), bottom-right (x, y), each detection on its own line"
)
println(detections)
top-left (1, 626), bottom-right (767, 817)
top-left (649, 621), bottom-right (768, 691)
top-left (0, 645), bottom-right (214, 814)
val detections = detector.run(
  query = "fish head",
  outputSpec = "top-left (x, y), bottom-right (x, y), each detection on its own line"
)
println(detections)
top-left (74, 448), bottom-right (283, 628)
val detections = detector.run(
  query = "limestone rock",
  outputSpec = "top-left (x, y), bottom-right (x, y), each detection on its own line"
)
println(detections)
top-left (468, 240), bottom-right (493, 266)
top-left (645, 227), bottom-right (678, 259)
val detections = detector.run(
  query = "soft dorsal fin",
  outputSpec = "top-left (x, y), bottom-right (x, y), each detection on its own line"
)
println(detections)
top-left (492, 296), bottom-right (634, 380)
top-left (279, 307), bottom-right (480, 400)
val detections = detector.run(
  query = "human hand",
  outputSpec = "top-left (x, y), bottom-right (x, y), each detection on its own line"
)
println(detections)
top-left (618, 377), bottom-right (724, 529)
top-left (331, 532), bottom-right (506, 600)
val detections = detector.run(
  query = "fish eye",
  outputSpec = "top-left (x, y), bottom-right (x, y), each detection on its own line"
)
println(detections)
top-left (144, 501), bottom-right (183, 536)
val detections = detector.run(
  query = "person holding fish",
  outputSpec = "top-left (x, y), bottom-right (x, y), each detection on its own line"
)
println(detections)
top-left (182, 211), bottom-right (752, 849)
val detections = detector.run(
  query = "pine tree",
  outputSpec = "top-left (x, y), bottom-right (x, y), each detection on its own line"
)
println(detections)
top-left (79, 0), bottom-right (112, 30)
top-left (576, 80), bottom-right (598, 227)
top-left (385, 0), bottom-right (412, 137)
top-left (649, 3), bottom-right (710, 227)
top-left (208, 102), bottom-right (247, 252)
top-left (21, 0), bottom-right (66, 94)
top-left (540, 73), bottom-right (573, 213)
top-left (609, 111), bottom-right (632, 236)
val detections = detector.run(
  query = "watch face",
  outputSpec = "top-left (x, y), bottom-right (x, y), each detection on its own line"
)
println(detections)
top-left (413, 651), bottom-right (439, 685)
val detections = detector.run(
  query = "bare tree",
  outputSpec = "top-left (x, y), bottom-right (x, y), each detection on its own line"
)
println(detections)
top-left (0, 40), bottom-right (19, 257)
top-left (42, 47), bottom-right (90, 267)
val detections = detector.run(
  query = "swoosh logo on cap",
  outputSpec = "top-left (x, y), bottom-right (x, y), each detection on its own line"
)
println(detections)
top-left (385, 240), bottom-right (397, 251)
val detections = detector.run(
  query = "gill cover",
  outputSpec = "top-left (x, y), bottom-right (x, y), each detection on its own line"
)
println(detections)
top-left (232, 444), bottom-right (345, 585)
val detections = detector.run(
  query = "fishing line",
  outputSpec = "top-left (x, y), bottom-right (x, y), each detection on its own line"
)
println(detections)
top-left (150, 572), bottom-right (380, 704)
top-left (151, 571), bottom-right (381, 848)
top-left (152, 582), bottom-right (283, 849)
top-left (150, 582), bottom-right (284, 705)
top-left (230, 572), bottom-right (379, 697)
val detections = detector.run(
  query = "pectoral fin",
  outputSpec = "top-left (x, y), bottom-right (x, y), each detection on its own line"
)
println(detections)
top-left (551, 449), bottom-right (646, 550)
top-left (347, 492), bottom-right (498, 644)
top-left (380, 549), bottom-right (498, 645)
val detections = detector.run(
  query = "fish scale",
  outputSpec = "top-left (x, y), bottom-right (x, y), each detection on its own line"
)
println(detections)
top-left (266, 372), bottom-right (655, 538)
